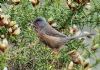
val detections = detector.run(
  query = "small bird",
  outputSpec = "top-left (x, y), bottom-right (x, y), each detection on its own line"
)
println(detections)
top-left (32, 17), bottom-right (94, 54)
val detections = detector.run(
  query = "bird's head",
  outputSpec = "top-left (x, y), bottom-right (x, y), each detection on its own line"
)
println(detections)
top-left (33, 17), bottom-right (47, 29)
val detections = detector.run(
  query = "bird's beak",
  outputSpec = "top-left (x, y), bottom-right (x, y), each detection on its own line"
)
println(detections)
top-left (28, 20), bottom-right (35, 27)
top-left (28, 20), bottom-right (32, 25)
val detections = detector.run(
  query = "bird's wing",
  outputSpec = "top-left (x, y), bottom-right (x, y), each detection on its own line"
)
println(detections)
top-left (43, 25), bottom-right (67, 37)
top-left (38, 32), bottom-right (66, 48)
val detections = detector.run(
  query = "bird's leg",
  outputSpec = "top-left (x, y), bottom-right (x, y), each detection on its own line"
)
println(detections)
top-left (51, 49), bottom-right (60, 65)
top-left (51, 49), bottom-right (59, 56)
top-left (52, 49), bottom-right (60, 62)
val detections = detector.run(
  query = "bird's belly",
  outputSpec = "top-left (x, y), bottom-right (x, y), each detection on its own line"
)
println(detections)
top-left (40, 37), bottom-right (66, 49)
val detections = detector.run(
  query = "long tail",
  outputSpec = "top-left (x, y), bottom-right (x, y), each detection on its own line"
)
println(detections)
top-left (66, 33), bottom-right (95, 40)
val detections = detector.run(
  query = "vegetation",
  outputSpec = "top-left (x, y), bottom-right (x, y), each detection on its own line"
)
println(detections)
top-left (0, 0), bottom-right (100, 70)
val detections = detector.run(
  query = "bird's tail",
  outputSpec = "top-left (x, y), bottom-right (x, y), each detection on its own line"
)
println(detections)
top-left (66, 33), bottom-right (95, 40)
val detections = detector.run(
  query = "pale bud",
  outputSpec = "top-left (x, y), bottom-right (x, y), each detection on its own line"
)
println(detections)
top-left (12, 0), bottom-right (20, 5)
top-left (0, 40), bottom-right (1, 44)
top-left (0, 43), bottom-right (7, 52)
top-left (68, 61), bottom-right (74, 70)
top-left (29, 0), bottom-right (39, 7)
top-left (69, 24), bottom-right (78, 34)
top-left (0, 8), bottom-right (3, 13)
top-left (0, 15), bottom-right (5, 19)
top-left (51, 22), bottom-right (57, 27)
top-left (12, 24), bottom-right (19, 30)
top-left (48, 17), bottom-right (53, 22)
top-left (1, 35), bottom-right (5, 39)
top-left (68, 50), bottom-right (84, 64)
top-left (8, 28), bottom-right (13, 33)
top-left (3, 66), bottom-right (8, 70)
top-left (83, 59), bottom-right (90, 68)
top-left (12, 0), bottom-right (20, 2)
top-left (9, 21), bottom-right (16, 27)
top-left (69, 27), bottom-right (74, 34)
top-left (73, 24), bottom-right (77, 29)
top-left (2, 38), bottom-right (8, 46)
top-left (75, 30), bottom-right (82, 36)
top-left (87, 68), bottom-right (92, 70)
top-left (71, 3), bottom-right (76, 8)
top-left (78, 55), bottom-right (84, 64)
top-left (29, 0), bottom-right (37, 3)
top-left (91, 44), bottom-right (99, 51)
top-left (67, 0), bottom-right (72, 4)
top-left (13, 28), bottom-right (21, 35)
top-left (0, 43), bottom-right (7, 49)
top-left (2, 18), bottom-right (10, 25)
top-left (85, 3), bottom-right (91, 10)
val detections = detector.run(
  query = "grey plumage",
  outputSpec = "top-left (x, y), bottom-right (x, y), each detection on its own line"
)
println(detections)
top-left (32, 17), bottom-right (94, 50)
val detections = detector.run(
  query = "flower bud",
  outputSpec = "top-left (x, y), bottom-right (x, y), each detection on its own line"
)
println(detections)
top-left (8, 28), bottom-right (13, 33)
top-left (51, 22), bottom-right (57, 28)
top-left (2, 17), bottom-right (10, 25)
top-left (69, 24), bottom-right (78, 34)
top-left (9, 21), bottom-right (16, 27)
top-left (3, 66), bottom-right (8, 70)
top-left (48, 17), bottom-right (54, 25)
top-left (0, 8), bottom-right (3, 13)
top-left (0, 43), bottom-right (7, 52)
top-left (87, 68), bottom-right (92, 70)
top-left (91, 44), bottom-right (99, 51)
top-left (0, 15), bottom-right (5, 19)
top-left (13, 28), bottom-right (21, 35)
top-left (68, 61), bottom-right (74, 70)
top-left (29, 0), bottom-right (39, 7)
top-left (85, 3), bottom-right (91, 10)
top-left (2, 38), bottom-right (8, 46)
top-left (12, 24), bottom-right (19, 30)
top-left (7, 0), bottom-right (20, 5)
top-left (68, 50), bottom-right (84, 64)
top-left (0, 35), bottom-right (5, 39)
top-left (12, 0), bottom-right (20, 5)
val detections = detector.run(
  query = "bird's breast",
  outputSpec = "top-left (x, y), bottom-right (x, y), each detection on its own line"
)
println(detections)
top-left (38, 33), bottom-right (67, 49)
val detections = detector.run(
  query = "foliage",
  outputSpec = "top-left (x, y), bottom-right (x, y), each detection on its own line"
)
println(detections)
top-left (0, 0), bottom-right (100, 70)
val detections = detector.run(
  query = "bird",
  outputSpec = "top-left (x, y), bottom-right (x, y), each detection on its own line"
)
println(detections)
top-left (32, 17), bottom-right (95, 54)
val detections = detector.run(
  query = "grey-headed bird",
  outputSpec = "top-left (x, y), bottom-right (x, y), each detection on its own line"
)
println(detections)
top-left (32, 17), bottom-right (94, 54)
